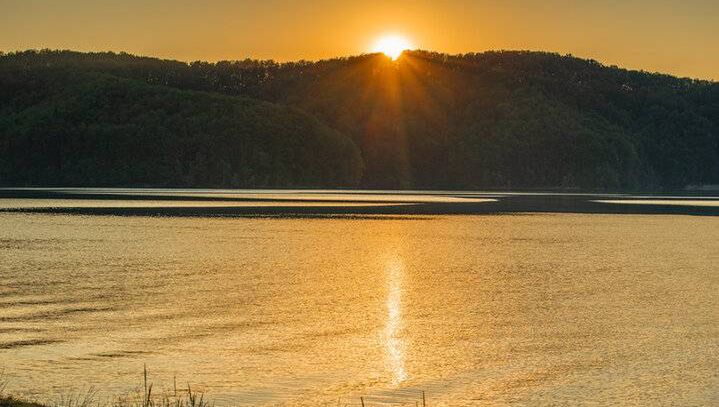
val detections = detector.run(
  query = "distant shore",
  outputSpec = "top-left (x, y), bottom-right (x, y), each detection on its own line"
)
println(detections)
top-left (1, 188), bottom-right (718, 217)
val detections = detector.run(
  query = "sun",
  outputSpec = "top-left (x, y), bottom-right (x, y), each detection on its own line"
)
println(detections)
top-left (372, 35), bottom-right (413, 60)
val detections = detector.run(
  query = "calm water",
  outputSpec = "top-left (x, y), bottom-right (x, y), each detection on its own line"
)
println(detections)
top-left (1, 201), bottom-right (718, 405)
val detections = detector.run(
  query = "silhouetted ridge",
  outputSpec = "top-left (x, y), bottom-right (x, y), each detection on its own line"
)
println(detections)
top-left (1, 49), bottom-right (717, 189)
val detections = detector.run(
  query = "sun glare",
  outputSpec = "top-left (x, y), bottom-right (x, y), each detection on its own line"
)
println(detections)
top-left (373, 35), bottom-right (412, 60)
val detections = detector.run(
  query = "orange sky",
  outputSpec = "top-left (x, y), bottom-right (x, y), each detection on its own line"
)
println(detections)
top-left (1, 0), bottom-right (717, 80)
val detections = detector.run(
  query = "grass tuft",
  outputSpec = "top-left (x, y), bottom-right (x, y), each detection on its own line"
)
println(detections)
top-left (0, 368), bottom-right (210, 407)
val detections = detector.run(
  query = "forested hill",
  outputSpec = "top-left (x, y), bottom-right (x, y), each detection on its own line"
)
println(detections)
top-left (0, 57), bottom-right (362, 187)
top-left (1, 50), bottom-right (717, 190)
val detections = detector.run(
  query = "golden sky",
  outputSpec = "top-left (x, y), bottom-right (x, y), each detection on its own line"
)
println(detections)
top-left (1, 0), bottom-right (717, 80)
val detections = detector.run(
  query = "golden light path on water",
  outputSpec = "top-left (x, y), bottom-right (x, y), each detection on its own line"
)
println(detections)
top-left (384, 255), bottom-right (407, 386)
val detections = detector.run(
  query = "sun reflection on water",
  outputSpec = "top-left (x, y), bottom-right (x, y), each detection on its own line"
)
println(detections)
top-left (384, 255), bottom-right (407, 385)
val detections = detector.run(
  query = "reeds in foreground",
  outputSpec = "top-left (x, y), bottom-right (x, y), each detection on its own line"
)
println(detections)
top-left (0, 366), bottom-right (209, 407)
top-left (112, 365), bottom-right (208, 407)
top-left (1, 367), bottom-right (427, 407)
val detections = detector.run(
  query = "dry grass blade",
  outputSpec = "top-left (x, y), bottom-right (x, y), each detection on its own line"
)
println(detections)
top-left (54, 388), bottom-right (97, 407)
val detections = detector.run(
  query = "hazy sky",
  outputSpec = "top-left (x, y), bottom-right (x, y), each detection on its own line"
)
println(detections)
top-left (2, 0), bottom-right (717, 79)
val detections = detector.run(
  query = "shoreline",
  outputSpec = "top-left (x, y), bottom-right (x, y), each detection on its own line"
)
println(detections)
top-left (0, 189), bottom-right (718, 217)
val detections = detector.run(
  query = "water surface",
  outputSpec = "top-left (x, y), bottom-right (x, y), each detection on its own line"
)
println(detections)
top-left (1, 201), bottom-right (718, 405)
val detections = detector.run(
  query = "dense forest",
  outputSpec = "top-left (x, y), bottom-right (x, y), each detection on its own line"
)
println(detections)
top-left (1, 49), bottom-right (717, 190)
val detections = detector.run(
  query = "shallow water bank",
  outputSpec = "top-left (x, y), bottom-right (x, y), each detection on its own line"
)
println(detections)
top-left (1, 188), bottom-right (718, 216)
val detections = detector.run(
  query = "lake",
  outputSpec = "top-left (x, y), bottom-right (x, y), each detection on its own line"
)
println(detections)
top-left (1, 191), bottom-right (718, 406)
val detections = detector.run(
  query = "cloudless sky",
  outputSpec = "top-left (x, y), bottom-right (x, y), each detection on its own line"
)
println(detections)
top-left (1, 0), bottom-right (717, 79)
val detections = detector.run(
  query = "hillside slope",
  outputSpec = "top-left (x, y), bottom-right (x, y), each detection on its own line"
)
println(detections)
top-left (0, 67), bottom-right (362, 187)
top-left (1, 50), bottom-right (717, 190)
